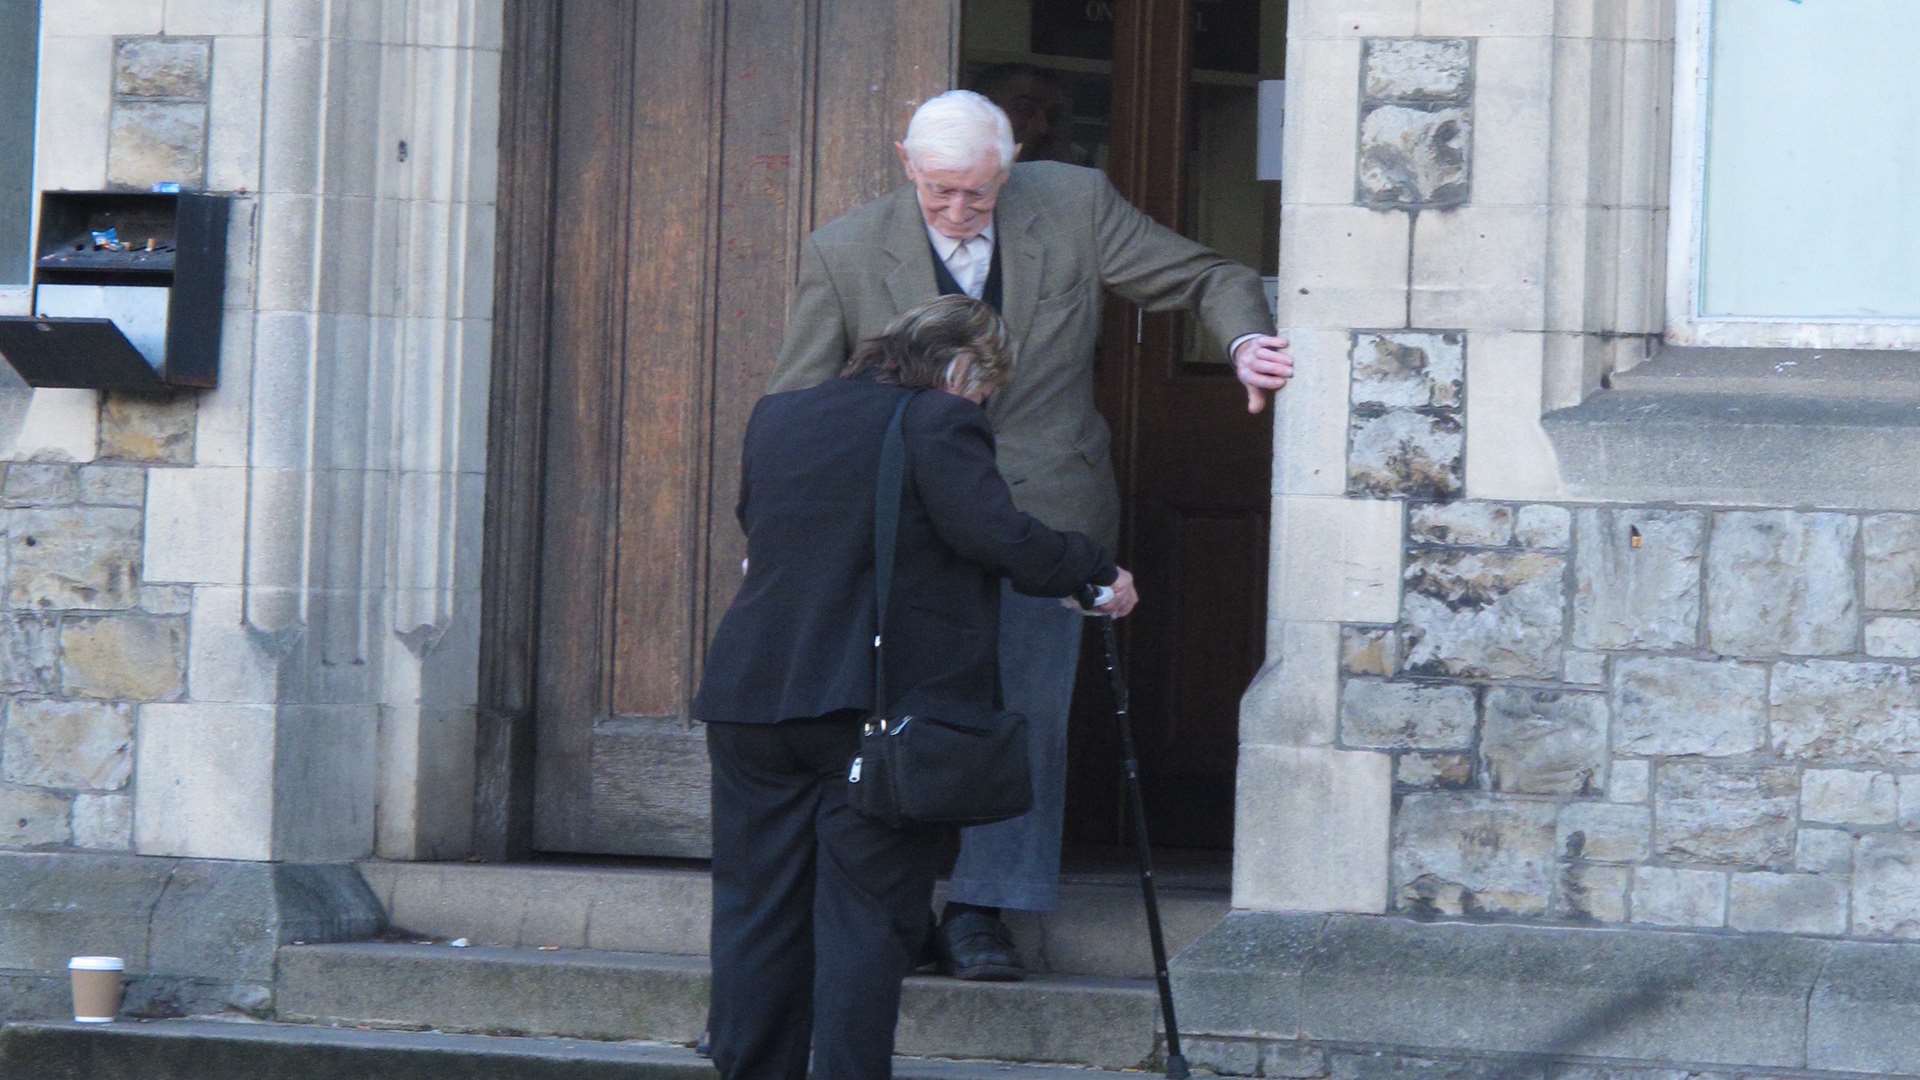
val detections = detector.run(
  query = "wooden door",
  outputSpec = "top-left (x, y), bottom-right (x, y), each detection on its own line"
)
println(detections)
top-left (511, 0), bottom-right (956, 857)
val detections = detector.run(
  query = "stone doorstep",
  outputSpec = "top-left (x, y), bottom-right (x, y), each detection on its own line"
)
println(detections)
top-left (0, 1019), bottom-right (1156, 1080)
top-left (357, 859), bottom-right (1229, 979)
top-left (276, 941), bottom-right (1162, 1071)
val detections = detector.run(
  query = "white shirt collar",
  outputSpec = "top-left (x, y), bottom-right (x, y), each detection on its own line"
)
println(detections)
top-left (924, 220), bottom-right (995, 260)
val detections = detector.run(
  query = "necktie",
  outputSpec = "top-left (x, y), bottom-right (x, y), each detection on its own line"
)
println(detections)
top-left (948, 237), bottom-right (982, 299)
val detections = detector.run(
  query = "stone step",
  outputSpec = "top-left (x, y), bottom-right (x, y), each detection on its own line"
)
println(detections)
top-left (356, 859), bottom-right (1228, 979)
top-left (276, 941), bottom-right (1162, 1071)
top-left (0, 1019), bottom-right (1158, 1080)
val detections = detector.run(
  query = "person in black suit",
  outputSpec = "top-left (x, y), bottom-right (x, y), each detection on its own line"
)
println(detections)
top-left (695, 295), bottom-right (1136, 1080)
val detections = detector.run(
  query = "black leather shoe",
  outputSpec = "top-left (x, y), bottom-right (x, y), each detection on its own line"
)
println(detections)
top-left (935, 909), bottom-right (1025, 981)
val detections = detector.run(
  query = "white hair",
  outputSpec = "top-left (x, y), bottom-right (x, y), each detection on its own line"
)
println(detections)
top-left (901, 90), bottom-right (1016, 172)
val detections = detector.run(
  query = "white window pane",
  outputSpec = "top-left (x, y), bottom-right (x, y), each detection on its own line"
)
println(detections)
top-left (1699, 0), bottom-right (1920, 320)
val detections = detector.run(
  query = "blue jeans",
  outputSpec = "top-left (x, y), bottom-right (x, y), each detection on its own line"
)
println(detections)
top-left (945, 582), bottom-right (1083, 913)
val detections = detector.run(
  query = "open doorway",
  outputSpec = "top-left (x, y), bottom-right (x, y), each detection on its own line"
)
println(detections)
top-left (959, 0), bottom-right (1285, 862)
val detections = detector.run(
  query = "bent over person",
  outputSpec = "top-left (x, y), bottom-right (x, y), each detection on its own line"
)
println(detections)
top-left (696, 297), bottom-right (1137, 1080)
top-left (768, 89), bottom-right (1292, 979)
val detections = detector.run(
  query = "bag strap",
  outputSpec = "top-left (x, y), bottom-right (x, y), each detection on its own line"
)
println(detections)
top-left (872, 390), bottom-right (917, 712)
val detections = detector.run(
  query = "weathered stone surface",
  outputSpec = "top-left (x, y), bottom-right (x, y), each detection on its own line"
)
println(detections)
top-left (1393, 793), bottom-right (1556, 917)
top-left (1348, 408), bottom-right (1464, 500)
top-left (1798, 829), bottom-right (1854, 875)
top-left (77, 465), bottom-right (145, 507)
top-left (1572, 509), bottom-right (1705, 650)
top-left (1728, 872), bottom-right (1847, 936)
top-left (71, 793), bottom-right (132, 850)
top-left (1409, 501), bottom-right (1509, 546)
top-left (1558, 803), bottom-right (1650, 864)
top-left (1364, 38), bottom-right (1472, 102)
top-left (1705, 511), bottom-right (1858, 656)
top-left (1631, 866), bottom-right (1726, 928)
top-left (0, 614), bottom-right (60, 693)
top-left (0, 785), bottom-right (71, 846)
top-left (1185, 1037), bottom-right (1261, 1076)
top-left (1555, 1069), bottom-right (1733, 1080)
top-left (1479, 688), bottom-right (1606, 795)
top-left (1554, 863), bottom-right (1629, 924)
top-left (59, 616), bottom-right (187, 700)
top-left (0, 699), bottom-right (134, 790)
top-left (1261, 1042), bottom-right (1329, 1079)
top-left (1351, 332), bottom-right (1464, 409)
top-left (1357, 104), bottom-right (1470, 207)
top-left (1802, 770), bottom-right (1897, 826)
top-left (1607, 760), bottom-right (1649, 804)
top-left (1864, 513), bottom-right (1920, 611)
top-left (114, 38), bottom-right (210, 99)
top-left (1654, 764), bottom-right (1797, 869)
top-left (1340, 625), bottom-right (1397, 677)
top-left (1772, 660), bottom-right (1920, 767)
top-left (1611, 656), bottom-right (1766, 758)
top-left (1866, 616), bottom-right (1920, 659)
top-left (1854, 834), bottom-right (1920, 938)
top-left (98, 394), bottom-right (195, 464)
top-left (7, 507), bottom-right (142, 610)
top-left (1340, 678), bottom-right (1476, 750)
top-left (140, 584), bottom-right (192, 615)
top-left (1396, 752), bottom-right (1472, 790)
top-left (108, 102), bottom-right (208, 189)
top-left (2, 464), bottom-right (77, 507)
top-left (1514, 504), bottom-right (1570, 550)
top-left (1401, 550), bottom-right (1566, 679)
top-left (1562, 650), bottom-right (1605, 685)
top-left (1332, 1051), bottom-right (1514, 1080)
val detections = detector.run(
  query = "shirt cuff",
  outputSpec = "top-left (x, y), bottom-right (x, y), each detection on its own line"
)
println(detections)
top-left (1227, 333), bottom-right (1261, 362)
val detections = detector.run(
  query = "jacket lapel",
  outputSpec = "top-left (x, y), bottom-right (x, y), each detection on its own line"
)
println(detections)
top-left (882, 188), bottom-right (940, 315)
top-left (994, 174), bottom-right (1044, 355)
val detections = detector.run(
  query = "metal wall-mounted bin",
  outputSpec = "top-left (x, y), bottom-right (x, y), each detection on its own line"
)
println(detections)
top-left (0, 191), bottom-right (229, 392)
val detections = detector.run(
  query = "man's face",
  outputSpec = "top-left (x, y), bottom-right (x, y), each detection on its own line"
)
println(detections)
top-left (896, 145), bottom-right (1009, 241)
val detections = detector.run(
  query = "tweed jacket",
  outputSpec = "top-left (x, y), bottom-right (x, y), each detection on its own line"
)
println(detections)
top-left (768, 161), bottom-right (1273, 551)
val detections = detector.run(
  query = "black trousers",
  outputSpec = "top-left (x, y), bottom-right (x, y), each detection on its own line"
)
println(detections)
top-left (707, 714), bottom-right (951, 1080)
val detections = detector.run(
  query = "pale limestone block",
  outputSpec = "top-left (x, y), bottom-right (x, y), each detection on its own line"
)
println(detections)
top-left (328, 0), bottom-right (385, 41)
top-left (139, 584), bottom-right (192, 615)
top-left (1801, 770), bottom-right (1898, 827)
top-left (375, 704), bottom-right (476, 860)
top-left (1555, 863), bottom-right (1629, 923)
top-left (1411, 206), bottom-right (1549, 331)
top-left (1797, 829), bottom-right (1853, 875)
top-left (0, 614), bottom-right (60, 694)
top-left (1880, 619), bottom-right (1920, 661)
top-left (1547, 39), bottom-right (1599, 206)
top-left (1655, 764), bottom-right (1797, 869)
top-left (321, 41), bottom-right (384, 200)
top-left (1573, 508), bottom-right (1707, 650)
top-left (1291, 0), bottom-right (1418, 38)
top-left (206, 35), bottom-right (266, 192)
top-left (1616, 42), bottom-right (1668, 210)
top-left (1558, 802), bottom-right (1650, 863)
top-left (1418, 0), bottom-right (1555, 36)
top-left (1563, 650), bottom-right (1605, 686)
top-left (34, 35), bottom-right (114, 191)
top-left (1, 698), bottom-right (134, 790)
top-left (1274, 206), bottom-right (1411, 332)
top-left (1463, 333), bottom-right (1568, 502)
top-left (99, 394), bottom-right (195, 464)
top-left (456, 319), bottom-right (494, 476)
top-left (1864, 514), bottom-right (1920, 611)
top-left (1480, 687), bottom-right (1607, 795)
top-left (1234, 745), bottom-right (1391, 913)
top-left (1471, 35), bottom-right (1552, 208)
top-left (1364, 39), bottom-right (1471, 101)
top-left (46, 0), bottom-right (162, 34)
top-left (249, 313), bottom-right (316, 468)
top-left (1545, 205), bottom-right (1602, 333)
top-left (244, 468), bottom-right (305, 590)
top-left (267, 0), bottom-right (327, 38)
top-left (255, 193), bottom-right (319, 311)
top-left (0, 785), bottom-right (72, 847)
top-left (1728, 873), bottom-right (1846, 936)
top-left (1853, 834), bottom-right (1920, 939)
top-left (1272, 496), bottom-right (1403, 624)
top-left (8, 392), bottom-right (99, 464)
top-left (1773, 661), bottom-right (1920, 768)
top-left (312, 315), bottom-right (376, 469)
top-left (1607, 759), bottom-right (1649, 804)
top-left (61, 616), bottom-right (188, 700)
top-left (115, 38), bottom-right (211, 99)
top-left (261, 35), bottom-right (323, 194)
top-left (1394, 792), bottom-right (1557, 916)
top-left (78, 465), bottom-right (144, 507)
top-left (1631, 866), bottom-right (1725, 928)
top-left (135, 702), bottom-right (275, 860)
top-left (194, 314), bottom-right (254, 467)
top-left (188, 586), bottom-right (286, 704)
top-left (1621, 0), bottom-right (1675, 41)
top-left (274, 704), bottom-right (378, 861)
top-left (1612, 208), bottom-right (1660, 334)
top-left (1706, 511), bottom-right (1858, 657)
top-left (4, 463), bottom-right (78, 506)
top-left (1514, 504), bottom-right (1571, 549)
top-left (463, 48), bottom-right (504, 206)
top-left (166, 0), bottom-right (267, 35)
top-left (1553, 0), bottom-right (1597, 38)
top-left (407, 587), bottom-right (483, 710)
top-left (1279, 36), bottom-right (1363, 206)
top-left (1273, 329), bottom-right (1354, 498)
top-left (108, 101), bottom-right (208, 189)
top-left (223, 196), bottom-right (260, 311)
top-left (1340, 678), bottom-right (1476, 751)
top-left (72, 792), bottom-right (133, 850)
top-left (1339, 625), bottom-right (1398, 678)
top-left (409, 49), bottom-right (466, 205)
top-left (315, 468), bottom-right (389, 593)
top-left (1243, 623), bottom-right (1341, 747)
top-left (144, 468), bottom-right (247, 585)
top-left (472, 0), bottom-right (504, 51)
top-left (1409, 501), bottom-right (1511, 547)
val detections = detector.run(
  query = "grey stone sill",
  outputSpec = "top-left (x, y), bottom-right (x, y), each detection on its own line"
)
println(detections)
top-left (1544, 346), bottom-right (1920, 509)
top-left (1173, 911), bottom-right (1920, 1074)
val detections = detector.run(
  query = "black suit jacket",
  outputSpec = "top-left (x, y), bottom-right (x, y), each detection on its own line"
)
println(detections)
top-left (693, 378), bottom-right (1114, 726)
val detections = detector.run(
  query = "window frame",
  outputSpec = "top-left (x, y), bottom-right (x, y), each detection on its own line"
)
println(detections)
top-left (1665, 0), bottom-right (1920, 350)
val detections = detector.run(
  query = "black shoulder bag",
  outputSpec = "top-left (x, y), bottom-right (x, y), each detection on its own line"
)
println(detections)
top-left (845, 392), bottom-right (1034, 829)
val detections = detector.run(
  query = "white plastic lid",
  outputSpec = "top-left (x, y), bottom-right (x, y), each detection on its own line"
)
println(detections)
top-left (68, 956), bottom-right (125, 971)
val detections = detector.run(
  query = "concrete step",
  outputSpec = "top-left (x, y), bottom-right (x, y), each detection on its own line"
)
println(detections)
top-left (276, 941), bottom-right (1162, 1071)
top-left (0, 1019), bottom-right (1158, 1080)
top-left (356, 859), bottom-right (1228, 979)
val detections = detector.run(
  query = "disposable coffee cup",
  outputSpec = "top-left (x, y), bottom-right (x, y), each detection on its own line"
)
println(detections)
top-left (68, 956), bottom-right (124, 1023)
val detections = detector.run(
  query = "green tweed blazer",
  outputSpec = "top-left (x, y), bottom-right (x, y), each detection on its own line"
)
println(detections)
top-left (769, 161), bottom-right (1272, 551)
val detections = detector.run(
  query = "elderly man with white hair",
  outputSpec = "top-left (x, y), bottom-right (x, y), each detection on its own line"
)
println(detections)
top-left (769, 89), bottom-right (1292, 982)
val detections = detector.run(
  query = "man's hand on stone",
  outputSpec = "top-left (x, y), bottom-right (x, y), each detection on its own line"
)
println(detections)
top-left (1232, 334), bottom-right (1294, 414)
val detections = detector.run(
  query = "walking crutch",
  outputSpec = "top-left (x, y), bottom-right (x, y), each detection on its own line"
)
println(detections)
top-left (1079, 589), bottom-right (1190, 1080)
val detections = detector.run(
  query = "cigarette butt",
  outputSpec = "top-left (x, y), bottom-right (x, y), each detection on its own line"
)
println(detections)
top-left (146, 238), bottom-right (155, 252)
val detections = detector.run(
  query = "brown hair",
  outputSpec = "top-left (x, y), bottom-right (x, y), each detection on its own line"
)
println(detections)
top-left (840, 295), bottom-right (1014, 397)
